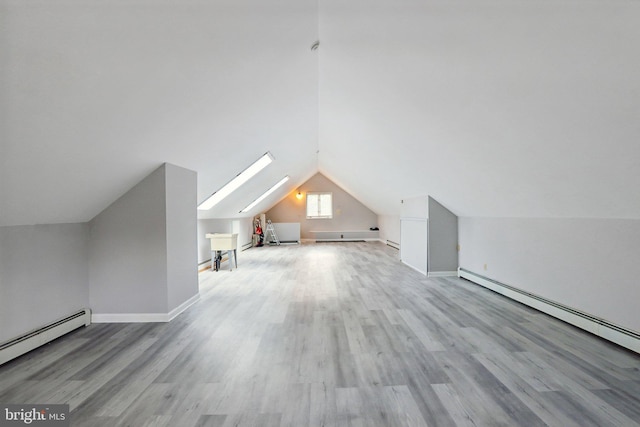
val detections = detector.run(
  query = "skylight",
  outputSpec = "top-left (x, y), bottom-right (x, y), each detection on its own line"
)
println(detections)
top-left (240, 176), bottom-right (290, 213)
top-left (198, 152), bottom-right (273, 210)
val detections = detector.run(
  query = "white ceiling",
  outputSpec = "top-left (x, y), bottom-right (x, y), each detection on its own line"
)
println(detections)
top-left (318, 0), bottom-right (640, 218)
top-left (2, 0), bottom-right (639, 227)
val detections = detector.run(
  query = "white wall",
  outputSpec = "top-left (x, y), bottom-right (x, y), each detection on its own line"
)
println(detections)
top-left (0, 223), bottom-right (89, 343)
top-left (89, 165), bottom-right (169, 315)
top-left (1, 163), bottom-right (199, 341)
top-left (233, 217), bottom-right (254, 251)
top-left (401, 196), bottom-right (428, 219)
top-left (266, 173), bottom-right (378, 239)
top-left (400, 196), bottom-right (428, 275)
top-left (459, 217), bottom-right (640, 333)
top-left (165, 164), bottom-right (199, 312)
top-left (400, 220), bottom-right (428, 275)
top-left (378, 214), bottom-right (400, 245)
top-left (89, 163), bottom-right (199, 318)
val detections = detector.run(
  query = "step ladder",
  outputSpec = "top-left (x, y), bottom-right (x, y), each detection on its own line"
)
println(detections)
top-left (265, 220), bottom-right (280, 245)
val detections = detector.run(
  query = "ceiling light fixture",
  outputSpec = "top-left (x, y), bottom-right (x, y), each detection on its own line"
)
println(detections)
top-left (296, 192), bottom-right (303, 200)
top-left (240, 176), bottom-right (290, 213)
top-left (198, 152), bottom-right (274, 210)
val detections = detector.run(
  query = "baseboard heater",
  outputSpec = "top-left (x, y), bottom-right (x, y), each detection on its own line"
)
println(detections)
top-left (316, 239), bottom-right (366, 243)
top-left (386, 240), bottom-right (400, 250)
top-left (0, 309), bottom-right (91, 366)
top-left (458, 268), bottom-right (640, 354)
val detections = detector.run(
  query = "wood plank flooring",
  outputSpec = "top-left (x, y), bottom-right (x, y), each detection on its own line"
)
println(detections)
top-left (1, 242), bottom-right (639, 426)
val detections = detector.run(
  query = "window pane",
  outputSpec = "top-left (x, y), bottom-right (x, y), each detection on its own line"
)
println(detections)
top-left (306, 194), bottom-right (319, 217)
top-left (319, 194), bottom-right (332, 217)
top-left (306, 192), bottom-right (332, 218)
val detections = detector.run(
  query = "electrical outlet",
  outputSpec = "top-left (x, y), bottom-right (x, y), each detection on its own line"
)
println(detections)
top-left (484, 263), bottom-right (487, 271)
top-left (456, 244), bottom-right (460, 252)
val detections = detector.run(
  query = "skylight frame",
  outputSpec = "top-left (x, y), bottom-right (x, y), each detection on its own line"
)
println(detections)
top-left (240, 176), bottom-right (290, 213)
top-left (198, 152), bottom-right (274, 210)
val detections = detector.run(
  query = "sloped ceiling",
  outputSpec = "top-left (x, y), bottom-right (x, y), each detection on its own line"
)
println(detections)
top-left (1, 0), bottom-right (319, 226)
top-left (318, 0), bottom-right (640, 218)
top-left (2, 0), bottom-right (639, 227)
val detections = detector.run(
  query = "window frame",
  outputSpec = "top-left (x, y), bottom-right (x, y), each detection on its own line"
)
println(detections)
top-left (306, 192), bottom-right (333, 219)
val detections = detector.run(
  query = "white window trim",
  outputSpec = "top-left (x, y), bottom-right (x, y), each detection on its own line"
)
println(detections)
top-left (306, 192), bottom-right (333, 219)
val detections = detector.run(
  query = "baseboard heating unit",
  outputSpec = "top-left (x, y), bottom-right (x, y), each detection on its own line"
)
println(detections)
top-left (386, 240), bottom-right (400, 250)
top-left (458, 268), bottom-right (640, 354)
top-left (0, 308), bottom-right (91, 366)
top-left (316, 240), bottom-right (366, 243)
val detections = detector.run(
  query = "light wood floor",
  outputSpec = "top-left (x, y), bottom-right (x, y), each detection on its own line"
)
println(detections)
top-left (1, 242), bottom-right (639, 426)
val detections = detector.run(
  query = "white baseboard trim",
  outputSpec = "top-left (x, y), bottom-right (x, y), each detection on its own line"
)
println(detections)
top-left (458, 268), bottom-right (640, 354)
top-left (92, 293), bottom-right (200, 324)
top-left (401, 260), bottom-right (427, 276)
top-left (92, 313), bottom-right (169, 323)
top-left (167, 293), bottom-right (200, 322)
top-left (428, 271), bottom-right (458, 277)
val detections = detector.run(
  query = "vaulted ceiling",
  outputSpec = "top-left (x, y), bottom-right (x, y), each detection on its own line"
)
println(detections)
top-left (2, 0), bottom-right (639, 227)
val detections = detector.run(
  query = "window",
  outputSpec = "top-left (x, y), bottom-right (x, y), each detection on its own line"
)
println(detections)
top-left (240, 176), bottom-right (289, 213)
top-left (306, 192), bottom-right (332, 219)
top-left (198, 152), bottom-right (273, 210)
